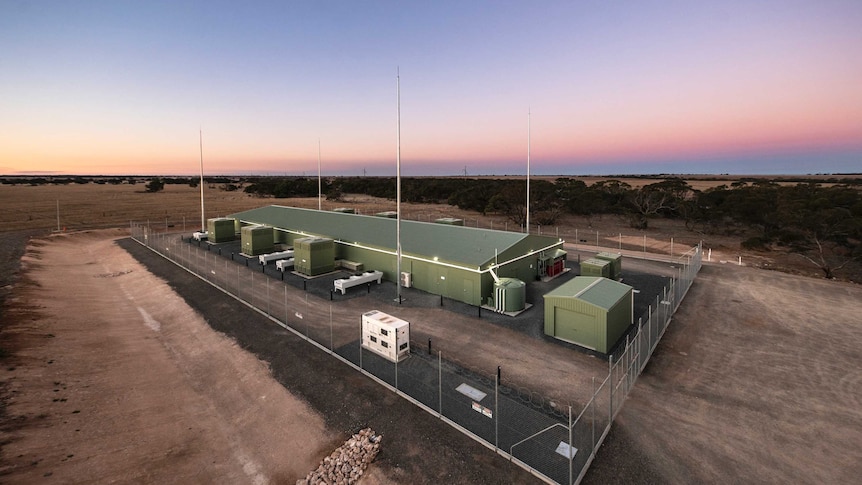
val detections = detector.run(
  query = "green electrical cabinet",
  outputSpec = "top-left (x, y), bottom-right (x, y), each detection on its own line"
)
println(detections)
top-left (595, 252), bottom-right (622, 280)
top-left (580, 258), bottom-right (611, 278)
top-left (207, 217), bottom-right (236, 243)
top-left (241, 225), bottom-right (274, 256)
top-left (294, 236), bottom-right (335, 276)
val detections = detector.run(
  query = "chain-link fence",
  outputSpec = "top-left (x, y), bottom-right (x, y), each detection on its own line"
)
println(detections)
top-left (130, 221), bottom-right (701, 484)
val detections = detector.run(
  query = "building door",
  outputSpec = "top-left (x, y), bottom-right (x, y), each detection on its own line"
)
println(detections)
top-left (554, 307), bottom-right (598, 351)
top-left (462, 279), bottom-right (474, 305)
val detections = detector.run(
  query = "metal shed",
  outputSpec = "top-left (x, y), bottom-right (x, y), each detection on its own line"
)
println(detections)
top-left (595, 252), bottom-right (622, 280)
top-left (580, 258), bottom-right (611, 278)
top-left (229, 205), bottom-right (564, 307)
top-left (294, 236), bottom-right (335, 276)
top-left (207, 217), bottom-right (236, 243)
top-left (241, 225), bottom-right (274, 256)
top-left (543, 276), bottom-right (633, 353)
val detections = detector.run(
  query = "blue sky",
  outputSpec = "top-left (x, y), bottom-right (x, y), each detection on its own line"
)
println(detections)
top-left (1, 1), bottom-right (861, 175)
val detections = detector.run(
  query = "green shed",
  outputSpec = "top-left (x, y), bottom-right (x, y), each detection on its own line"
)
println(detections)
top-left (595, 252), bottom-right (622, 280)
top-left (241, 225), bottom-right (274, 256)
top-left (294, 236), bottom-right (335, 276)
top-left (543, 277), bottom-right (633, 353)
top-left (580, 258), bottom-right (611, 278)
top-left (207, 217), bottom-right (236, 243)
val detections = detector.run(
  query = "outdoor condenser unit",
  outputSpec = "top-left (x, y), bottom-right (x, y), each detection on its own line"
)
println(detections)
top-left (400, 272), bottom-right (412, 288)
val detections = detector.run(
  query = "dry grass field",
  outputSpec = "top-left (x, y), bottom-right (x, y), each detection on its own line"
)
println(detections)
top-left (2, 181), bottom-right (861, 484)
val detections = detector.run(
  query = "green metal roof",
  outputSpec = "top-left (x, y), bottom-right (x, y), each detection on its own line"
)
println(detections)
top-left (229, 205), bottom-right (561, 269)
top-left (545, 276), bottom-right (632, 310)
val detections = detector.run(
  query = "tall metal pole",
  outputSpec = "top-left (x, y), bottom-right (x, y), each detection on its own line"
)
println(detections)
top-left (568, 404), bottom-right (573, 485)
top-left (317, 138), bottom-right (322, 211)
top-left (199, 128), bottom-right (205, 232)
top-left (526, 108), bottom-right (531, 234)
top-left (56, 200), bottom-right (60, 231)
top-left (396, 68), bottom-right (403, 303)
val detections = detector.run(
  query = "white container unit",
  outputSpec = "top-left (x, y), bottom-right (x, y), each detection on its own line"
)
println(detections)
top-left (259, 249), bottom-right (294, 265)
top-left (361, 310), bottom-right (410, 363)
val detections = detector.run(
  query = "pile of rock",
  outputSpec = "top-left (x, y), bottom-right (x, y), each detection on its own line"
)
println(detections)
top-left (298, 428), bottom-right (382, 485)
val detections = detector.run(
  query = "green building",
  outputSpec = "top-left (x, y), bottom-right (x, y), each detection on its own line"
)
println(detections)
top-left (543, 276), bottom-right (633, 353)
top-left (229, 205), bottom-right (565, 307)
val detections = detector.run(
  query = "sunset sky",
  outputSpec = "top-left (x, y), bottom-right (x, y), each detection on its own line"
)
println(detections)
top-left (2, 1), bottom-right (860, 176)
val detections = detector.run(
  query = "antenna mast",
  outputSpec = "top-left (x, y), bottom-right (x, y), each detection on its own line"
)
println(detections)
top-left (199, 128), bottom-right (205, 232)
top-left (526, 109), bottom-right (531, 234)
top-left (317, 138), bottom-right (322, 211)
top-left (396, 68), bottom-right (403, 304)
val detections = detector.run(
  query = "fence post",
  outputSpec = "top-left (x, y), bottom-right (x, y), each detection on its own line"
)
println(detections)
top-left (330, 305), bottom-right (333, 351)
top-left (438, 351), bottom-right (443, 417)
top-left (608, 356), bottom-right (613, 419)
top-left (495, 372), bottom-right (499, 451)
top-left (648, 304), bottom-right (652, 351)
top-left (568, 404), bottom-right (573, 485)
top-left (591, 377), bottom-right (596, 450)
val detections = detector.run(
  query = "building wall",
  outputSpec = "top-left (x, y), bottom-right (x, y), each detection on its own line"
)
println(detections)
top-left (334, 242), bottom-right (485, 306)
top-left (261, 223), bottom-right (560, 308)
top-left (604, 292), bottom-right (633, 352)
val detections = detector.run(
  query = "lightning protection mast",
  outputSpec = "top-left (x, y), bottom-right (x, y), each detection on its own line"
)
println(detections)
top-left (526, 108), bottom-right (531, 234)
top-left (317, 138), bottom-right (322, 211)
top-left (199, 128), bottom-right (206, 233)
top-left (396, 67), bottom-right (403, 304)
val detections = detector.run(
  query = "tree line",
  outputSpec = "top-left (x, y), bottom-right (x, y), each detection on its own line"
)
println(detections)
top-left (242, 176), bottom-right (862, 280)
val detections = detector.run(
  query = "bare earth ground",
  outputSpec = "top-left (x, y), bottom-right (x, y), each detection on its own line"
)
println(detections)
top-left (1, 230), bottom-right (534, 484)
top-left (2, 183), bottom-right (861, 484)
top-left (0, 230), bottom-right (339, 483)
top-left (585, 263), bottom-right (862, 483)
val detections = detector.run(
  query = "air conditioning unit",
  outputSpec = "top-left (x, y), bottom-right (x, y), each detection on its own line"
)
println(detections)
top-left (400, 271), bottom-right (412, 288)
